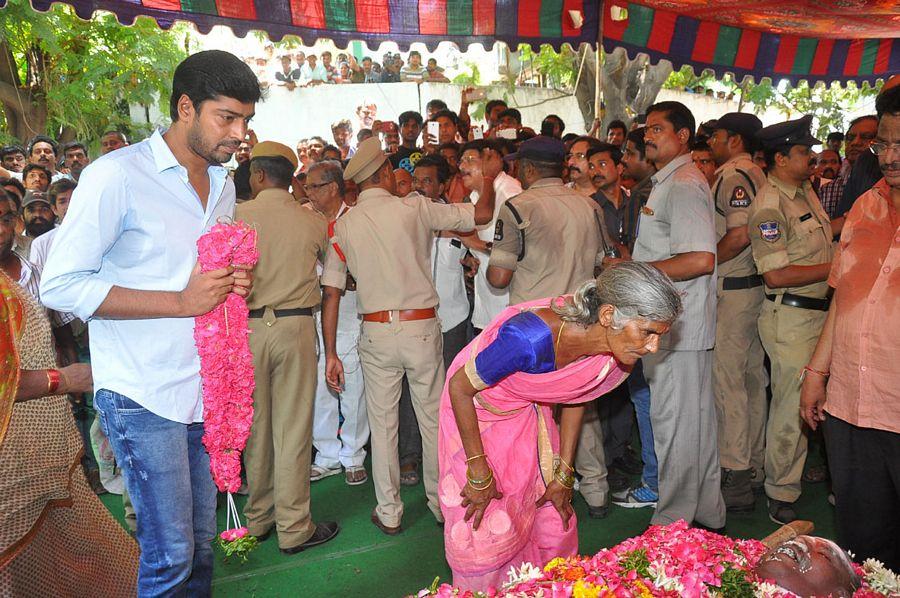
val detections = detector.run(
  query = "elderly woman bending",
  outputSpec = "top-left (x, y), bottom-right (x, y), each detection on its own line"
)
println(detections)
top-left (437, 262), bottom-right (683, 591)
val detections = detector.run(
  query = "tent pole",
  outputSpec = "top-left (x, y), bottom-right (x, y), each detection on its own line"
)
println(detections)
top-left (594, 1), bottom-right (605, 124)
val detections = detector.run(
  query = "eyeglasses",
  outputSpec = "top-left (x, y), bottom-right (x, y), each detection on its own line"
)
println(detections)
top-left (869, 141), bottom-right (900, 155)
top-left (304, 181), bottom-right (332, 191)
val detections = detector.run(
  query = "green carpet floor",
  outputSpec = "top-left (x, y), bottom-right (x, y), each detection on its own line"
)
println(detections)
top-left (98, 445), bottom-right (836, 598)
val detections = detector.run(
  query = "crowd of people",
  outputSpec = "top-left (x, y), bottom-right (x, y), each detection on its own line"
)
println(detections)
top-left (248, 46), bottom-right (451, 88)
top-left (1, 48), bottom-right (897, 597)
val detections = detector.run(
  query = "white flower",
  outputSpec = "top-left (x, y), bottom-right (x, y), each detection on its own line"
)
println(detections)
top-left (862, 558), bottom-right (900, 595)
top-left (648, 563), bottom-right (684, 593)
top-left (504, 562), bottom-right (543, 588)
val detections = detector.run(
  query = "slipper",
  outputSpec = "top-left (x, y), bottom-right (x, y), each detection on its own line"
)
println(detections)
top-left (802, 464), bottom-right (828, 483)
top-left (400, 469), bottom-right (420, 486)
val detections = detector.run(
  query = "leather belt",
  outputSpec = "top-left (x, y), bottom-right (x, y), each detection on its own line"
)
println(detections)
top-left (765, 294), bottom-right (830, 311)
top-left (362, 308), bottom-right (436, 323)
top-left (722, 274), bottom-right (764, 291)
top-left (248, 307), bottom-right (313, 319)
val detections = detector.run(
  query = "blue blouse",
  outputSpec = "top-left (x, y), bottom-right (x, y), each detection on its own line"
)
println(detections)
top-left (474, 312), bottom-right (557, 387)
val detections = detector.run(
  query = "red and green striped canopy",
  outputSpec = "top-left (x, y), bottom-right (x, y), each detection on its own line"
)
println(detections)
top-left (17, 0), bottom-right (598, 51)
top-left (603, 1), bottom-right (898, 84)
top-left (10, 0), bottom-right (899, 84)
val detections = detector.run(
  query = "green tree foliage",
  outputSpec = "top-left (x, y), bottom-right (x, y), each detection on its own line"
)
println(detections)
top-left (0, 0), bottom-right (186, 145)
top-left (517, 44), bottom-right (579, 90)
top-left (664, 65), bottom-right (881, 138)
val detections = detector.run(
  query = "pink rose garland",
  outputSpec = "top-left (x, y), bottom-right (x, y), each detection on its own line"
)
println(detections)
top-left (194, 220), bottom-right (259, 561)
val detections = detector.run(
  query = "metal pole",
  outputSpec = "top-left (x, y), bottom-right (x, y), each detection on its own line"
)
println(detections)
top-left (594, 1), bottom-right (605, 123)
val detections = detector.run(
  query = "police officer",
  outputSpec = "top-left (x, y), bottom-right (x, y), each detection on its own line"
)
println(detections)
top-left (236, 142), bottom-right (340, 553)
top-left (707, 113), bottom-right (768, 512)
top-left (486, 135), bottom-right (611, 516)
top-left (320, 137), bottom-right (499, 535)
top-left (748, 115), bottom-right (834, 525)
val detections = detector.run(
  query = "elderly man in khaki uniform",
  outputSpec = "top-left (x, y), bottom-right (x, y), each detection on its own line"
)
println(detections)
top-left (236, 142), bottom-right (339, 553)
top-left (320, 137), bottom-right (500, 534)
top-left (748, 115), bottom-right (834, 525)
top-left (707, 113), bottom-right (769, 513)
top-left (486, 135), bottom-right (611, 516)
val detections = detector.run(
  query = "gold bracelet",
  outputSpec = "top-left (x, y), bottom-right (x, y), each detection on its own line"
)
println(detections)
top-left (465, 453), bottom-right (487, 464)
top-left (467, 476), bottom-right (494, 491)
top-left (554, 469), bottom-right (575, 489)
top-left (466, 468), bottom-right (493, 487)
top-left (558, 456), bottom-right (574, 473)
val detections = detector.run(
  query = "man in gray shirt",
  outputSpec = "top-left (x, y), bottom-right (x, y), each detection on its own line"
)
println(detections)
top-left (605, 101), bottom-right (725, 530)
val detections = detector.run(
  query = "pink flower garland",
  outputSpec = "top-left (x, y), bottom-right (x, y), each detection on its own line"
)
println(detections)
top-left (194, 220), bottom-right (258, 493)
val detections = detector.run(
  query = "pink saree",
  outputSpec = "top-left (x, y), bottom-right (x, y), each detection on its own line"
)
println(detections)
top-left (438, 297), bottom-right (630, 591)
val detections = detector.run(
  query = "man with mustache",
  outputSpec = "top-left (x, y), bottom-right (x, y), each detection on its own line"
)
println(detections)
top-left (21, 191), bottom-right (55, 238)
top-left (604, 101), bottom-right (723, 529)
top-left (1, 145), bottom-right (26, 172)
top-left (816, 149), bottom-right (841, 182)
top-left (41, 50), bottom-right (261, 595)
top-left (22, 163), bottom-right (51, 192)
top-left (801, 83), bottom-right (900, 571)
top-left (706, 112), bottom-right (768, 513)
top-left (565, 136), bottom-right (603, 197)
top-left (818, 115), bottom-right (877, 218)
top-left (748, 115), bottom-right (834, 526)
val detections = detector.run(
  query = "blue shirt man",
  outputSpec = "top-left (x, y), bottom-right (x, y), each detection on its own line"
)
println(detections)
top-left (41, 50), bottom-right (260, 597)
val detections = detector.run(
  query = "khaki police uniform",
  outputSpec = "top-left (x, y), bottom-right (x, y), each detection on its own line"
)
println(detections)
top-left (237, 186), bottom-right (329, 548)
top-left (488, 176), bottom-right (609, 508)
top-left (748, 175), bottom-right (833, 503)
top-left (321, 185), bottom-right (476, 528)
top-left (712, 153), bottom-right (769, 479)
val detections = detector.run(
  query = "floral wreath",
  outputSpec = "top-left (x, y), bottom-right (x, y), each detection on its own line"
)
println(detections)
top-left (194, 219), bottom-right (259, 562)
top-left (418, 521), bottom-right (899, 597)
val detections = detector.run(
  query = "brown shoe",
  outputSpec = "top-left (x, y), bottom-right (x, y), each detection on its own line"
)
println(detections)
top-left (370, 509), bottom-right (402, 536)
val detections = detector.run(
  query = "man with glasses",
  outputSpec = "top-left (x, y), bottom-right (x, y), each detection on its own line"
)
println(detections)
top-left (801, 84), bottom-right (900, 571)
top-left (819, 116), bottom-right (878, 218)
top-left (306, 160), bottom-right (370, 488)
top-left (236, 142), bottom-right (340, 554)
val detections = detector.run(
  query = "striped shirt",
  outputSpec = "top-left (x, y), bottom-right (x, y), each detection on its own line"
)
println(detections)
top-left (13, 250), bottom-right (74, 329)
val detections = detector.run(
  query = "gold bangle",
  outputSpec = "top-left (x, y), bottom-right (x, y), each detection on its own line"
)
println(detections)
top-left (554, 469), bottom-right (575, 489)
top-left (466, 469), bottom-right (493, 487)
top-left (467, 476), bottom-right (494, 491)
top-left (465, 453), bottom-right (487, 464)
top-left (558, 456), bottom-right (574, 473)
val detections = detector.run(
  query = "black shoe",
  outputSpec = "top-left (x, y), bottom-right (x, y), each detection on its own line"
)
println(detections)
top-left (721, 468), bottom-right (755, 513)
top-left (767, 499), bottom-right (798, 525)
top-left (280, 521), bottom-right (340, 554)
top-left (587, 504), bottom-right (608, 519)
top-left (254, 524), bottom-right (275, 542)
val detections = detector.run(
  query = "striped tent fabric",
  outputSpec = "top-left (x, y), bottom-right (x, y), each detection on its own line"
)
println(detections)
top-left (17, 0), bottom-right (599, 50)
top-left (602, 1), bottom-right (899, 84)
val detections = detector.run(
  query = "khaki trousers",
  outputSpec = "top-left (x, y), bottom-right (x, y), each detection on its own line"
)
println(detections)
top-left (244, 311), bottom-right (318, 548)
top-left (713, 283), bottom-right (767, 473)
top-left (358, 317), bottom-right (444, 527)
top-left (575, 399), bottom-right (609, 507)
top-left (757, 299), bottom-right (827, 502)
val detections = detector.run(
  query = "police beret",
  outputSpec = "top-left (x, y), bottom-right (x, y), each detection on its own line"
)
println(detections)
top-left (503, 135), bottom-right (566, 164)
top-left (756, 115), bottom-right (821, 150)
top-left (343, 137), bottom-right (388, 183)
top-left (708, 112), bottom-right (763, 141)
top-left (250, 141), bottom-right (299, 171)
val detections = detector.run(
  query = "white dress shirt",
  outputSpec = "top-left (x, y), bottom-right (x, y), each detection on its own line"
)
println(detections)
top-left (430, 197), bottom-right (470, 333)
top-left (468, 172), bottom-right (521, 329)
top-left (40, 130), bottom-right (234, 423)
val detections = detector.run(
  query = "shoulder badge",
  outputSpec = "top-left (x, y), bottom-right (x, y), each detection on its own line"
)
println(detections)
top-left (758, 220), bottom-right (781, 243)
top-left (730, 186), bottom-right (750, 208)
top-left (494, 219), bottom-right (504, 242)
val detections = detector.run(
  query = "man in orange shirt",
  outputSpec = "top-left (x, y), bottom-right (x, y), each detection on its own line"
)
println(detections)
top-left (801, 84), bottom-right (900, 571)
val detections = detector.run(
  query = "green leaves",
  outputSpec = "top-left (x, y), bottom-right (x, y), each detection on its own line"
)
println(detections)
top-left (0, 0), bottom-right (186, 143)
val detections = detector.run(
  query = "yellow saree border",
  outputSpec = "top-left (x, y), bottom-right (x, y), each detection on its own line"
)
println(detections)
top-left (0, 271), bottom-right (24, 447)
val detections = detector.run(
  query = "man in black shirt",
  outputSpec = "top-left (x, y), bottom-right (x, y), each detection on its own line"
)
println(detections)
top-left (389, 110), bottom-right (424, 173)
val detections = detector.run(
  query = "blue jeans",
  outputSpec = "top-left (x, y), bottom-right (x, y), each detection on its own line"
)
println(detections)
top-left (95, 389), bottom-right (216, 598)
top-left (628, 360), bottom-right (658, 492)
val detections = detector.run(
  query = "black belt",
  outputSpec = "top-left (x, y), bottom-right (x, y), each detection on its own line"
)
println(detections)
top-left (765, 294), bottom-right (830, 311)
top-left (722, 275), bottom-right (763, 291)
top-left (248, 307), bottom-right (313, 319)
